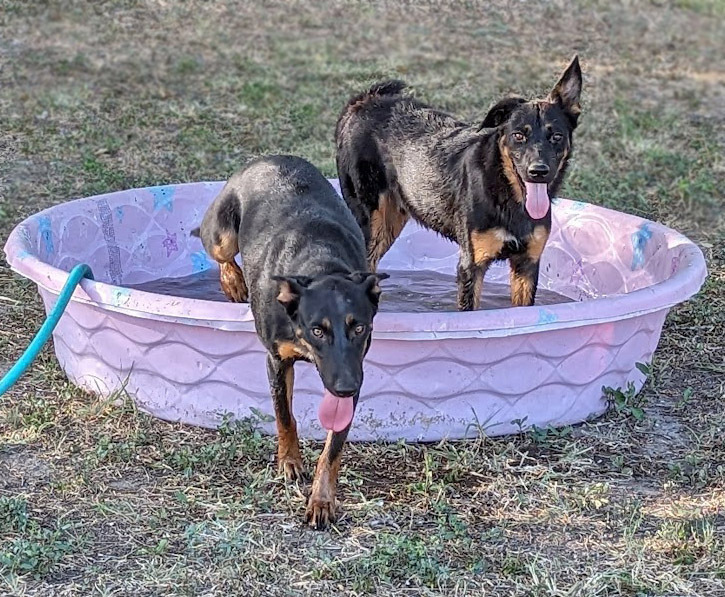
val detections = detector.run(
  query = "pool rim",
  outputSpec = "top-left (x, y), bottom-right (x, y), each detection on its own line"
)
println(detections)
top-left (4, 181), bottom-right (708, 341)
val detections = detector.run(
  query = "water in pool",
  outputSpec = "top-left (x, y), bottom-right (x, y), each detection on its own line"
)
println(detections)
top-left (129, 269), bottom-right (573, 312)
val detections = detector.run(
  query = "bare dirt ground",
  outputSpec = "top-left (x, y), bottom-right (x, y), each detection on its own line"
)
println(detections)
top-left (0, 1), bottom-right (723, 595)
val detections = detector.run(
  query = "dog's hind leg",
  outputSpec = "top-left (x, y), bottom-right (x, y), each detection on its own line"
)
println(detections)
top-left (197, 189), bottom-right (248, 302)
top-left (267, 353), bottom-right (304, 481)
top-left (338, 147), bottom-right (406, 272)
top-left (306, 423), bottom-right (352, 530)
top-left (210, 229), bottom-right (248, 303)
top-left (367, 191), bottom-right (409, 272)
top-left (339, 173), bottom-right (371, 248)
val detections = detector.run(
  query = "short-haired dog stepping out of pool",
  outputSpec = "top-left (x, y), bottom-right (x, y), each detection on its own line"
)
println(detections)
top-left (193, 155), bottom-right (388, 529)
top-left (336, 56), bottom-right (582, 310)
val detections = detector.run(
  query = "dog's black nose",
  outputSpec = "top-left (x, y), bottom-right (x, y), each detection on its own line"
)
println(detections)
top-left (332, 381), bottom-right (358, 397)
top-left (527, 163), bottom-right (550, 178)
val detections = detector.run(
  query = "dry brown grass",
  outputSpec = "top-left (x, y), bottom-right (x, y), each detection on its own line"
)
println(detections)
top-left (1, 1), bottom-right (723, 595)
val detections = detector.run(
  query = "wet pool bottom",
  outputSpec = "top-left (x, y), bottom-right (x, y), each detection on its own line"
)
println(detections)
top-left (129, 269), bottom-right (574, 312)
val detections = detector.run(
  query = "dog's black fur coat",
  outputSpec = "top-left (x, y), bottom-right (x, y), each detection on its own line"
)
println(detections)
top-left (194, 155), bottom-right (386, 529)
top-left (335, 57), bottom-right (583, 310)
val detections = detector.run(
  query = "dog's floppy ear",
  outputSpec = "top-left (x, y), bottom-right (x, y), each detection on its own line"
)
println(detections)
top-left (272, 275), bottom-right (313, 318)
top-left (548, 55), bottom-right (582, 126)
top-left (347, 271), bottom-right (390, 306)
top-left (479, 97), bottom-right (526, 130)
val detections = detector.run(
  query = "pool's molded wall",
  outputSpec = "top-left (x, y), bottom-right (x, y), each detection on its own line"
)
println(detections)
top-left (5, 181), bottom-right (706, 441)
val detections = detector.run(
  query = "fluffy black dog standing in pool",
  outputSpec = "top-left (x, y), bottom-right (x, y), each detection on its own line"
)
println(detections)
top-left (193, 155), bottom-right (387, 529)
top-left (336, 56), bottom-right (583, 310)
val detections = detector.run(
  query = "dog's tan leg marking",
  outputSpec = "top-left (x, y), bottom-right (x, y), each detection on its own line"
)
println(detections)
top-left (469, 228), bottom-right (507, 310)
top-left (470, 229), bottom-right (505, 265)
top-left (510, 268), bottom-right (535, 307)
top-left (499, 136), bottom-right (525, 203)
top-left (306, 431), bottom-right (342, 529)
top-left (277, 363), bottom-right (303, 481)
top-left (527, 225), bottom-right (549, 262)
top-left (510, 226), bottom-right (549, 307)
top-left (211, 230), bottom-right (248, 302)
top-left (219, 262), bottom-right (248, 303)
top-left (368, 192), bottom-right (409, 272)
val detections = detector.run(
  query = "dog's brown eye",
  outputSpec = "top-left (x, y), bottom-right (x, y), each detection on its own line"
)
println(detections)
top-left (551, 133), bottom-right (563, 143)
top-left (512, 132), bottom-right (526, 143)
top-left (354, 324), bottom-right (366, 335)
top-left (311, 327), bottom-right (324, 338)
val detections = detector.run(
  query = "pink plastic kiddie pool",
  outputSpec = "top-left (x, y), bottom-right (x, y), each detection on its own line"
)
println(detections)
top-left (3, 180), bottom-right (706, 441)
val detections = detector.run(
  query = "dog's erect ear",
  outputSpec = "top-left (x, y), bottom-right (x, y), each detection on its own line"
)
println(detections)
top-left (548, 55), bottom-right (582, 126)
top-left (272, 275), bottom-right (313, 318)
top-left (479, 97), bottom-right (526, 130)
top-left (348, 271), bottom-right (390, 306)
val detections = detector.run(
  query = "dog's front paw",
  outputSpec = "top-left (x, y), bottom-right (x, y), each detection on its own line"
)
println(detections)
top-left (278, 455), bottom-right (305, 482)
top-left (305, 495), bottom-right (337, 530)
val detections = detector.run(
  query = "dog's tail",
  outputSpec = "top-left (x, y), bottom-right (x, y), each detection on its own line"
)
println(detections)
top-left (343, 79), bottom-right (407, 113)
top-left (337, 79), bottom-right (407, 141)
top-left (364, 79), bottom-right (407, 98)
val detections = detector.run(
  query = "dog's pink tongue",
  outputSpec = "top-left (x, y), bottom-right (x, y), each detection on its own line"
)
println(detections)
top-left (524, 182), bottom-right (550, 220)
top-left (318, 390), bottom-right (355, 433)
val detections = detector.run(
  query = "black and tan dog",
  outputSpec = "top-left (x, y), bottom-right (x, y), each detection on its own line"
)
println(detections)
top-left (336, 56), bottom-right (583, 310)
top-left (193, 155), bottom-right (387, 529)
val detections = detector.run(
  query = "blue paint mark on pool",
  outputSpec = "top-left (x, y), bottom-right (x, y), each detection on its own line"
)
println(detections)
top-left (631, 223), bottom-right (652, 270)
top-left (150, 186), bottom-right (175, 212)
top-left (537, 309), bottom-right (558, 325)
top-left (37, 216), bottom-right (54, 255)
top-left (191, 251), bottom-right (211, 273)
